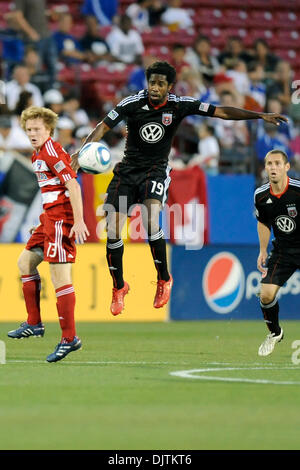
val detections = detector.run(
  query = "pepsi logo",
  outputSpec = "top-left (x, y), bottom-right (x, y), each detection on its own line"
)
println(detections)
top-left (202, 252), bottom-right (245, 314)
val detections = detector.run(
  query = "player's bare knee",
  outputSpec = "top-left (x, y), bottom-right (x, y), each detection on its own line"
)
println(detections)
top-left (17, 250), bottom-right (39, 274)
top-left (260, 292), bottom-right (276, 305)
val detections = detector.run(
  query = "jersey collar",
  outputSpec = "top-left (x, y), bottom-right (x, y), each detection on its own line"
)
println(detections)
top-left (34, 137), bottom-right (52, 156)
top-left (270, 176), bottom-right (289, 198)
top-left (148, 95), bottom-right (168, 110)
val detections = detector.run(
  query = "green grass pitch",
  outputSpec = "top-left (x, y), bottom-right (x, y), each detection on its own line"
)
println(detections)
top-left (1, 321), bottom-right (300, 450)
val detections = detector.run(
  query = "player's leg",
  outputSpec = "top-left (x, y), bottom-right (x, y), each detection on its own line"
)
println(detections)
top-left (41, 215), bottom-right (81, 362)
top-left (260, 283), bottom-right (281, 336)
top-left (258, 253), bottom-right (294, 356)
top-left (142, 198), bottom-right (173, 308)
top-left (104, 172), bottom-right (133, 315)
top-left (8, 248), bottom-right (45, 339)
top-left (106, 210), bottom-right (130, 315)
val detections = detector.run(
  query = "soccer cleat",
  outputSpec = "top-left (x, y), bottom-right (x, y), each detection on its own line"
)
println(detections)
top-left (46, 336), bottom-right (82, 363)
top-left (258, 329), bottom-right (284, 356)
top-left (153, 275), bottom-right (173, 309)
top-left (7, 322), bottom-right (45, 339)
top-left (110, 282), bottom-right (130, 316)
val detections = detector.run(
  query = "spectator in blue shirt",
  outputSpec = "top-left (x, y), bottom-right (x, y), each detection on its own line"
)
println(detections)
top-left (81, 0), bottom-right (118, 26)
top-left (255, 121), bottom-right (293, 161)
top-left (52, 13), bottom-right (86, 65)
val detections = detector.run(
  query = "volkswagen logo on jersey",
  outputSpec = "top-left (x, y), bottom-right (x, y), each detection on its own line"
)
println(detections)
top-left (139, 123), bottom-right (165, 143)
top-left (275, 215), bottom-right (296, 233)
top-left (202, 252), bottom-right (245, 314)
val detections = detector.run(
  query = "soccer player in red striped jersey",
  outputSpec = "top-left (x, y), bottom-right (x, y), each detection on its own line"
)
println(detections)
top-left (7, 106), bottom-right (90, 363)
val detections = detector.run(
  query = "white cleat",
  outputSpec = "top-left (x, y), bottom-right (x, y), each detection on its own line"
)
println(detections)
top-left (258, 329), bottom-right (284, 356)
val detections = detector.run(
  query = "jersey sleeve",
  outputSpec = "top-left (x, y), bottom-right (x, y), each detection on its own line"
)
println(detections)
top-left (103, 97), bottom-right (137, 129)
top-left (254, 191), bottom-right (271, 228)
top-left (178, 98), bottom-right (216, 119)
top-left (44, 140), bottom-right (77, 184)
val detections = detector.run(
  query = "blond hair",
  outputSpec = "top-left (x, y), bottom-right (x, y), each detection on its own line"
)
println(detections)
top-left (20, 106), bottom-right (58, 136)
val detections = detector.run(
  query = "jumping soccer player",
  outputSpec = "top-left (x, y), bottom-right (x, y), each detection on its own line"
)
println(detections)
top-left (254, 149), bottom-right (299, 356)
top-left (71, 61), bottom-right (287, 316)
top-left (7, 106), bottom-right (89, 363)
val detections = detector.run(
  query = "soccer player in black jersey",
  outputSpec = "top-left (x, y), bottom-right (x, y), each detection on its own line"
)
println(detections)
top-left (72, 61), bottom-right (287, 316)
top-left (254, 149), bottom-right (300, 356)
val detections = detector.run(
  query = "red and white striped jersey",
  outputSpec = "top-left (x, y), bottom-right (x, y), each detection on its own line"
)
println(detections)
top-left (32, 137), bottom-right (77, 212)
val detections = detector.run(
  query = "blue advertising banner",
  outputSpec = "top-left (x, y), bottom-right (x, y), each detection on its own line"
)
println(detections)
top-left (206, 174), bottom-right (257, 244)
top-left (170, 245), bottom-right (300, 320)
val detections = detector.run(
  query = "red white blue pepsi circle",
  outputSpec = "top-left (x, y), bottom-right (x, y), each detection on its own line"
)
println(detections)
top-left (202, 252), bottom-right (245, 314)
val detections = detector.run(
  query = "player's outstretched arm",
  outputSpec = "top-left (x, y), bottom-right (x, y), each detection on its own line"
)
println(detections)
top-left (214, 106), bottom-right (288, 126)
top-left (257, 221), bottom-right (271, 274)
top-left (65, 178), bottom-right (90, 244)
top-left (71, 121), bottom-right (111, 172)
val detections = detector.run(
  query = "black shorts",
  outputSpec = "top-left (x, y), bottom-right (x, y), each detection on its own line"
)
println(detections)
top-left (261, 246), bottom-right (300, 286)
top-left (103, 162), bottom-right (172, 214)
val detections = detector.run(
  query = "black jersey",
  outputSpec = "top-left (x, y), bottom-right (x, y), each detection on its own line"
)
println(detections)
top-left (103, 89), bottom-right (216, 168)
top-left (254, 177), bottom-right (300, 250)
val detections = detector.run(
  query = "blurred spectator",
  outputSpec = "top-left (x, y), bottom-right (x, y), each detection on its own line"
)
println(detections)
top-left (0, 114), bottom-right (32, 154)
top-left (218, 36), bottom-right (252, 67)
top-left (43, 89), bottom-right (64, 116)
top-left (23, 47), bottom-right (52, 94)
top-left (106, 15), bottom-right (144, 64)
top-left (126, 55), bottom-right (157, 93)
top-left (214, 90), bottom-right (250, 167)
top-left (255, 121), bottom-right (293, 162)
top-left (188, 123), bottom-right (220, 175)
top-left (0, 15), bottom-right (24, 80)
top-left (75, 125), bottom-right (93, 144)
top-left (55, 116), bottom-right (76, 154)
top-left (247, 61), bottom-right (267, 110)
top-left (266, 61), bottom-right (293, 111)
top-left (257, 97), bottom-right (292, 146)
top-left (185, 35), bottom-right (220, 85)
top-left (5, 65), bottom-right (43, 111)
top-left (169, 44), bottom-right (189, 75)
top-left (63, 93), bottom-right (90, 127)
top-left (14, 90), bottom-right (33, 115)
top-left (81, 0), bottom-right (118, 26)
top-left (148, 1), bottom-right (167, 26)
top-left (161, 0), bottom-right (193, 30)
top-left (253, 38), bottom-right (279, 75)
top-left (80, 16), bottom-right (112, 65)
top-left (7, 0), bottom-right (57, 87)
top-left (126, 0), bottom-right (152, 32)
top-left (52, 13), bottom-right (86, 65)
top-left (204, 72), bottom-right (237, 106)
top-left (225, 58), bottom-right (250, 96)
top-left (174, 68), bottom-right (206, 99)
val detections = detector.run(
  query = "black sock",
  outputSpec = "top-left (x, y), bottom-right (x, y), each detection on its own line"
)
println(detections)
top-left (106, 239), bottom-right (124, 289)
top-left (148, 229), bottom-right (170, 281)
top-left (260, 298), bottom-right (281, 335)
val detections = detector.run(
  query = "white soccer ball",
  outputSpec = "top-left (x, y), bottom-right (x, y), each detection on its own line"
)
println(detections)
top-left (78, 142), bottom-right (112, 174)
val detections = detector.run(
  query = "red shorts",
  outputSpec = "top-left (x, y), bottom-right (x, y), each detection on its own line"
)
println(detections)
top-left (26, 210), bottom-right (76, 263)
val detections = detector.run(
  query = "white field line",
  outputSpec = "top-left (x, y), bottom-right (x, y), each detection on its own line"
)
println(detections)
top-left (6, 360), bottom-right (186, 365)
top-left (170, 366), bottom-right (300, 385)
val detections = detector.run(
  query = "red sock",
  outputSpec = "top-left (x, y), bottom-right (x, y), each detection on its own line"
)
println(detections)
top-left (55, 284), bottom-right (76, 342)
top-left (21, 274), bottom-right (41, 325)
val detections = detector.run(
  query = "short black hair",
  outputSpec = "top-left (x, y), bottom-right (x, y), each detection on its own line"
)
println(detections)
top-left (265, 149), bottom-right (289, 164)
top-left (146, 61), bottom-right (176, 85)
